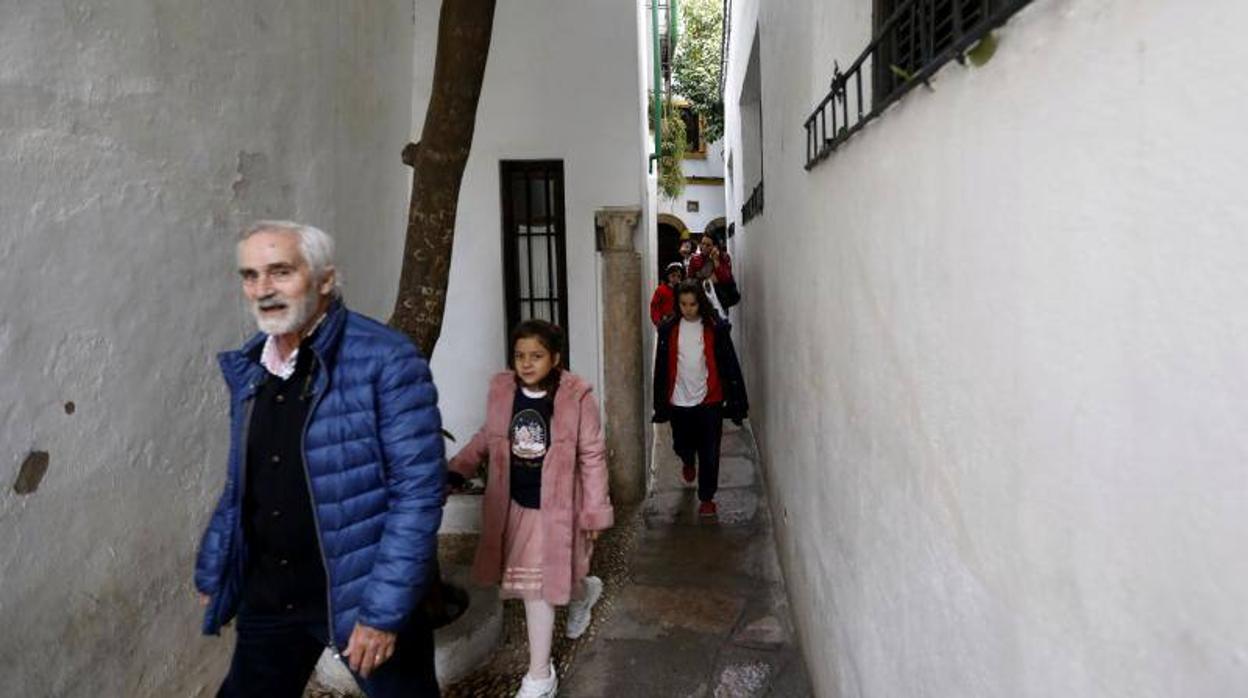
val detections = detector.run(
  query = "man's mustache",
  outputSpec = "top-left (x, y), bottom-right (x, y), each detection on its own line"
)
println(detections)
top-left (256, 295), bottom-right (288, 311)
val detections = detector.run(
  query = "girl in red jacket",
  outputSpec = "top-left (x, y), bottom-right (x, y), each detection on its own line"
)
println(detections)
top-left (448, 320), bottom-right (613, 698)
top-left (649, 262), bottom-right (685, 327)
top-left (652, 281), bottom-right (749, 517)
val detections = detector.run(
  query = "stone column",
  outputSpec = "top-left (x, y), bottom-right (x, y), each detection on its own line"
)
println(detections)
top-left (596, 206), bottom-right (646, 505)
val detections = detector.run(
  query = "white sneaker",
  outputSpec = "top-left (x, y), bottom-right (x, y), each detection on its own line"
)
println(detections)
top-left (565, 575), bottom-right (604, 639)
top-left (515, 661), bottom-right (558, 698)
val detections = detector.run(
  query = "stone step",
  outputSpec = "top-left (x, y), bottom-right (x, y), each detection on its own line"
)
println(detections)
top-left (308, 564), bottom-right (501, 695)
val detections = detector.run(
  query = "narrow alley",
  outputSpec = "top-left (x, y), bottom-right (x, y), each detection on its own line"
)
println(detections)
top-left (7, 1), bottom-right (1248, 696)
top-left (431, 424), bottom-right (813, 697)
top-left (560, 424), bottom-right (813, 697)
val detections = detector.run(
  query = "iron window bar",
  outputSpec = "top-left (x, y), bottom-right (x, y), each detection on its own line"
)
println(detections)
top-left (803, 0), bottom-right (1033, 170)
top-left (741, 180), bottom-right (764, 224)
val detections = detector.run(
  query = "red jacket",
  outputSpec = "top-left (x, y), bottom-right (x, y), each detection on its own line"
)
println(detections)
top-left (649, 283), bottom-right (676, 327)
top-left (664, 320), bottom-right (724, 406)
top-left (652, 316), bottom-right (749, 424)
top-left (689, 251), bottom-right (734, 283)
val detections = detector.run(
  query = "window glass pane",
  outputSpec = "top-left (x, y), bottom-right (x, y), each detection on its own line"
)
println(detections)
top-left (530, 233), bottom-right (551, 300)
top-left (512, 172), bottom-right (527, 222)
top-left (528, 173), bottom-right (549, 224)
top-left (517, 235), bottom-right (531, 299)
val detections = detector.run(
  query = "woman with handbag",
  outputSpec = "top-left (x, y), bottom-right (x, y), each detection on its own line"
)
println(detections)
top-left (689, 233), bottom-right (740, 312)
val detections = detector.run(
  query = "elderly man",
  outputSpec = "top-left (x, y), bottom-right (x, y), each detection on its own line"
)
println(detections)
top-left (195, 221), bottom-right (445, 697)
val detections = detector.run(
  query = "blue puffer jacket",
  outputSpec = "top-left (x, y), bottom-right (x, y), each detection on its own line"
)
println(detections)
top-left (194, 300), bottom-right (445, 648)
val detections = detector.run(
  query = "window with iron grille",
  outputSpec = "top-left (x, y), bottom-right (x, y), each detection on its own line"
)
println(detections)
top-left (500, 160), bottom-right (570, 363)
top-left (680, 106), bottom-right (703, 154)
top-left (874, 0), bottom-right (989, 104)
top-left (804, 0), bottom-right (1033, 169)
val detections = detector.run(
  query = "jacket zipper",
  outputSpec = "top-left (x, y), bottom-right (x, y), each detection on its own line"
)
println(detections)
top-left (225, 387), bottom-right (258, 627)
top-left (300, 351), bottom-right (337, 652)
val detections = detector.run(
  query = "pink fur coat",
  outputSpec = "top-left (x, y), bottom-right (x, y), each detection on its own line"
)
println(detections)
top-left (448, 371), bottom-right (614, 605)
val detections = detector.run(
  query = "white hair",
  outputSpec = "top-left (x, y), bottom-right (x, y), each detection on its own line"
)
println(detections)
top-left (240, 220), bottom-right (340, 295)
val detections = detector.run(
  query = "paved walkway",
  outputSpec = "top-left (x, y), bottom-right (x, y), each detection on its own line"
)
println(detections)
top-left (559, 423), bottom-right (813, 697)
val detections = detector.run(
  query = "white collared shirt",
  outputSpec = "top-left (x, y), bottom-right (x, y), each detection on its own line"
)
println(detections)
top-left (260, 336), bottom-right (300, 380)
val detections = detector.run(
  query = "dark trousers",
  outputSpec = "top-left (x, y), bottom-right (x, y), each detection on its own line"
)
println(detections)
top-left (669, 404), bottom-right (723, 502)
top-left (218, 606), bottom-right (439, 698)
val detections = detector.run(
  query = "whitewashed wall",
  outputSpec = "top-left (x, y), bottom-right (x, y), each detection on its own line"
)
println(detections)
top-left (414, 0), bottom-right (649, 447)
top-left (0, 2), bottom-right (414, 695)
top-left (722, 0), bottom-right (1248, 696)
top-left (657, 140), bottom-right (727, 238)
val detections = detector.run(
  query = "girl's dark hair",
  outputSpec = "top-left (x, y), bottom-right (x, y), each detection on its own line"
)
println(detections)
top-left (510, 319), bottom-right (565, 395)
top-left (675, 280), bottom-right (720, 325)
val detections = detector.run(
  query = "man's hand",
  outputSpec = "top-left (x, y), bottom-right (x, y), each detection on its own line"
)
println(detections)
top-left (343, 623), bottom-right (397, 678)
top-left (198, 593), bottom-right (210, 607)
top-left (586, 530), bottom-right (601, 541)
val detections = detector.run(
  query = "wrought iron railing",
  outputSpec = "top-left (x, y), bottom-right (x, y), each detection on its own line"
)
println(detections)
top-left (741, 180), bottom-right (764, 224)
top-left (804, 0), bottom-right (1033, 170)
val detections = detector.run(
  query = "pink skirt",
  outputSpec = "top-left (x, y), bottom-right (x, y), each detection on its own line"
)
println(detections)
top-left (500, 503), bottom-right (595, 602)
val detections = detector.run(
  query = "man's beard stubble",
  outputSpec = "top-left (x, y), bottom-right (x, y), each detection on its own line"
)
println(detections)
top-left (252, 285), bottom-right (319, 336)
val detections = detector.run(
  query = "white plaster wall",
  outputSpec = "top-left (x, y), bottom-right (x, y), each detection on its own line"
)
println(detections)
top-left (657, 138), bottom-right (727, 237)
top-left (413, 0), bottom-right (649, 446)
top-left (723, 0), bottom-right (1248, 696)
top-left (638, 0), bottom-right (662, 493)
top-left (0, 2), bottom-right (414, 694)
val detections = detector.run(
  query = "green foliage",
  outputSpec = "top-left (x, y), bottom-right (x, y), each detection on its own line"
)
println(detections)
top-left (658, 103), bottom-right (687, 199)
top-left (889, 64), bottom-right (914, 83)
top-left (671, 0), bottom-right (724, 145)
top-left (966, 32), bottom-right (999, 67)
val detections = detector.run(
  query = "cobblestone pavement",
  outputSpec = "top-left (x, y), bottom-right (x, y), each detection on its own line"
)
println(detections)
top-left (438, 505), bottom-right (643, 697)
top-left (556, 423), bottom-right (814, 697)
top-left (310, 422), bottom-right (812, 697)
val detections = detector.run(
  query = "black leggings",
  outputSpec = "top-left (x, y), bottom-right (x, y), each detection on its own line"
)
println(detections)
top-left (669, 404), bottom-right (723, 502)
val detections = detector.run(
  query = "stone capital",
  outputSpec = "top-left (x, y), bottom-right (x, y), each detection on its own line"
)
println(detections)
top-left (595, 206), bottom-right (642, 252)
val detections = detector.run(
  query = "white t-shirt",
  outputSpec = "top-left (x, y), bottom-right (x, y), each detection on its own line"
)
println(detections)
top-left (672, 318), bottom-right (709, 407)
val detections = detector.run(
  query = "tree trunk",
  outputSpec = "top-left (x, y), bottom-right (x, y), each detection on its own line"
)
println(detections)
top-left (391, 0), bottom-right (498, 358)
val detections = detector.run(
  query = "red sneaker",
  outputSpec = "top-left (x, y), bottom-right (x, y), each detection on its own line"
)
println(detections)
top-left (698, 500), bottom-right (717, 517)
top-left (681, 465), bottom-right (696, 484)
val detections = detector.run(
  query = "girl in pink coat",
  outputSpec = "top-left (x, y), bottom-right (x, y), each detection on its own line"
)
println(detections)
top-left (447, 320), bottom-right (613, 698)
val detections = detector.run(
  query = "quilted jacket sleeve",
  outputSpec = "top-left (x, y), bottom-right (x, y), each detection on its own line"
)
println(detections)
top-left (576, 388), bottom-right (614, 531)
top-left (194, 463), bottom-right (236, 596)
top-left (356, 341), bottom-right (446, 632)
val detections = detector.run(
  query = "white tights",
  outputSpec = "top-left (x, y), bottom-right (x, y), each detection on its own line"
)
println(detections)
top-left (523, 599), bottom-right (556, 678)
top-left (523, 580), bottom-right (593, 678)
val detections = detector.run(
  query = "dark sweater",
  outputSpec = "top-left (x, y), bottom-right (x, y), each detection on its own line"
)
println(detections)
top-left (241, 342), bottom-right (328, 617)
top-left (509, 388), bottom-right (553, 509)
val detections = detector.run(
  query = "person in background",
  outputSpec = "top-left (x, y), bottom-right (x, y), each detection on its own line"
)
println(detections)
top-left (650, 262), bottom-right (686, 327)
top-left (652, 281), bottom-right (749, 518)
top-left (689, 233), bottom-right (738, 316)
top-left (678, 238), bottom-right (695, 276)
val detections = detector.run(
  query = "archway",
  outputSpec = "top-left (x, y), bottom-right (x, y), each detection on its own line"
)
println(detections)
top-left (656, 213), bottom-right (688, 277)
